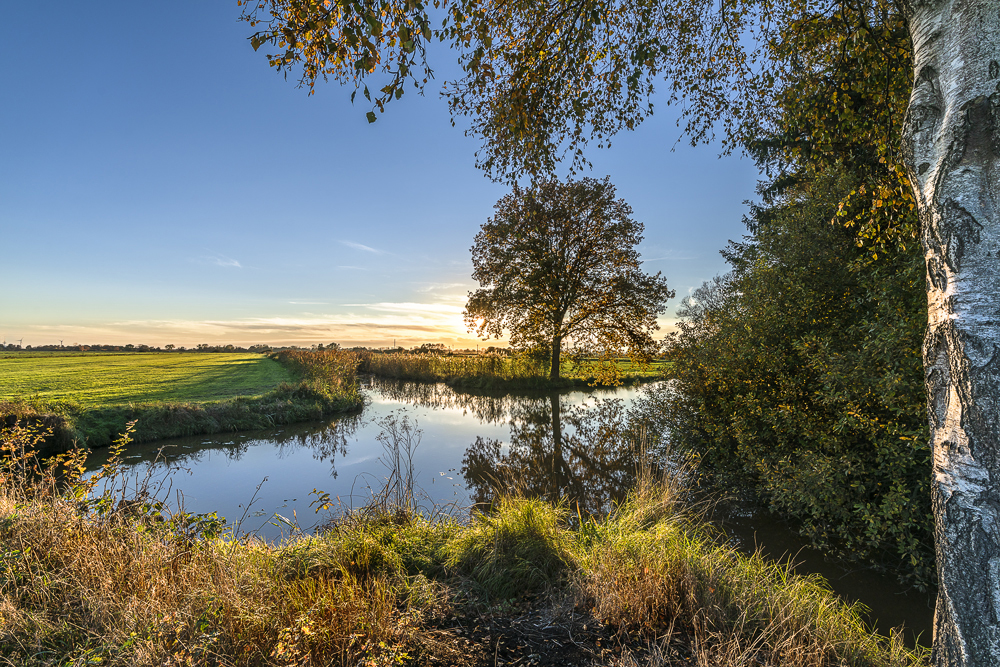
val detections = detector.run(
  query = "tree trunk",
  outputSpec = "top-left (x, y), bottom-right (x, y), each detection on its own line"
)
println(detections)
top-left (904, 1), bottom-right (1000, 663)
top-left (549, 392), bottom-right (568, 497)
top-left (550, 335), bottom-right (562, 381)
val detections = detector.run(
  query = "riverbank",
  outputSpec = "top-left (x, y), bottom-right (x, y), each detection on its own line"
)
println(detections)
top-left (0, 350), bottom-right (364, 454)
top-left (358, 351), bottom-right (667, 391)
top-left (0, 429), bottom-right (927, 667)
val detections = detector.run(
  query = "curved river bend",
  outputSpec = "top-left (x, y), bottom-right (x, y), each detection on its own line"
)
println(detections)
top-left (85, 377), bottom-right (933, 644)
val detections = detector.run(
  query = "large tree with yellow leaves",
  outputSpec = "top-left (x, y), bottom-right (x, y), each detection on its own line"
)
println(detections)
top-left (464, 177), bottom-right (672, 381)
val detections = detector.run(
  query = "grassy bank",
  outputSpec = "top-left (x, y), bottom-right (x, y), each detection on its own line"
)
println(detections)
top-left (358, 352), bottom-right (667, 390)
top-left (0, 351), bottom-right (363, 453)
top-left (0, 424), bottom-right (928, 667)
top-left (0, 352), bottom-right (296, 405)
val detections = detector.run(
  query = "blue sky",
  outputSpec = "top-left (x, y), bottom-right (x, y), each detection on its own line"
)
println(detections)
top-left (0, 2), bottom-right (759, 349)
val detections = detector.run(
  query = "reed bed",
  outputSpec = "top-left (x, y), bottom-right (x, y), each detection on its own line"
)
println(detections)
top-left (358, 352), bottom-right (548, 383)
top-left (357, 351), bottom-right (664, 389)
top-left (0, 421), bottom-right (928, 667)
top-left (269, 349), bottom-right (362, 399)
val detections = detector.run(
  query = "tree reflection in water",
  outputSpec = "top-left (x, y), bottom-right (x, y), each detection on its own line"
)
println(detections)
top-left (363, 377), bottom-right (669, 516)
top-left (363, 375), bottom-right (539, 425)
top-left (462, 392), bottom-right (667, 518)
top-left (100, 416), bottom-right (363, 481)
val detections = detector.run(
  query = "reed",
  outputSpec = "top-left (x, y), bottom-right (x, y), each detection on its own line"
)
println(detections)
top-left (358, 352), bottom-right (547, 383)
top-left (356, 351), bottom-right (665, 389)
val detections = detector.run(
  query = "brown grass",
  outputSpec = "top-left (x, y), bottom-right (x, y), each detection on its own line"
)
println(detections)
top-left (0, 422), bottom-right (928, 667)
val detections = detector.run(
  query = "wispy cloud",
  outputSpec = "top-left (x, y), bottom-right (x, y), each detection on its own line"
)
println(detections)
top-left (340, 241), bottom-right (387, 255)
top-left (358, 302), bottom-right (465, 316)
top-left (414, 282), bottom-right (469, 294)
top-left (194, 254), bottom-right (242, 268)
top-left (641, 250), bottom-right (696, 262)
top-left (17, 300), bottom-right (491, 348)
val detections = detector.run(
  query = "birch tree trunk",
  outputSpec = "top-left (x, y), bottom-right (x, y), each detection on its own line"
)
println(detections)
top-left (904, 1), bottom-right (1000, 663)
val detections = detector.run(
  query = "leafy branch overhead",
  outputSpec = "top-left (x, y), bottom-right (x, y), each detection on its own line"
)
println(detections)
top-left (242, 0), bottom-right (914, 254)
top-left (240, 0), bottom-right (439, 123)
top-left (464, 177), bottom-right (673, 382)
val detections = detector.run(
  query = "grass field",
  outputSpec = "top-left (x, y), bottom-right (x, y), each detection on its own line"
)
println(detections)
top-left (0, 351), bottom-right (362, 450)
top-left (0, 352), bottom-right (295, 406)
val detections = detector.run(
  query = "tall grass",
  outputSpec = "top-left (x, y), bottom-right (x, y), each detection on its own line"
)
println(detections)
top-left (0, 421), bottom-right (928, 667)
top-left (269, 348), bottom-right (362, 400)
top-left (357, 351), bottom-right (665, 389)
top-left (357, 351), bottom-right (548, 384)
top-left (573, 480), bottom-right (921, 666)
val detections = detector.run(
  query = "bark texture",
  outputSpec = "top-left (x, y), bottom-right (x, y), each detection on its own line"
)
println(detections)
top-left (550, 335), bottom-right (563, 381)
top-left (904, 0), bottom-right (1000, 663)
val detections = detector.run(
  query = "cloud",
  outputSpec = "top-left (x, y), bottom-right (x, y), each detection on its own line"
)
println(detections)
top-left (414, 282), bottom-right (469, 293)
top-left (641, 250), bottom-right (696, 262)
top-left (15, 300), bottom-right (494, 348)
top-left (193, 254), bottom-right (242, 268)
top-left (340, 241), bottom-right (387, 255)
top-left (360, 302), bottom-right (465, 316)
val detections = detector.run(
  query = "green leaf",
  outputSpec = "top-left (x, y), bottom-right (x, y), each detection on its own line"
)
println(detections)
top-left (366, 111), bottom-right (377, 123)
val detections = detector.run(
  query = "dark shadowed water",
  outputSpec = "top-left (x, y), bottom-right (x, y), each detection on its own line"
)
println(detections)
top-left (84, 376), bottom-right (933, 645)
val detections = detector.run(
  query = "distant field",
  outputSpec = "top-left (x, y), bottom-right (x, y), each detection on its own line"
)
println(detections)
top-left (0, 353), bottom-right (296, 406)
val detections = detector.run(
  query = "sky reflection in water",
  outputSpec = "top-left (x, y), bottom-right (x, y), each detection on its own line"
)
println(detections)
top-left (85, 378), bottom-right (656, 539)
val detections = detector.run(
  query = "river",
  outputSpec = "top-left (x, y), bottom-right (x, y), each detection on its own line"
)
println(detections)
top-left (84, 376), bottom-right (934, 645)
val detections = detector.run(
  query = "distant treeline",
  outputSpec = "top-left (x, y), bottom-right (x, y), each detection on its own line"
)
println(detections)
top-left (0, 341), bottom-right (511, 354)
top-left (0, 343), bottom-right (273, 353)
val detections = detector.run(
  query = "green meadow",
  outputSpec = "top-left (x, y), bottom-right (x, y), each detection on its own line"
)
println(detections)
top-left (0, 351), bottom-right (362, 451)
top-left (0, 352), bottom-right (295, 406)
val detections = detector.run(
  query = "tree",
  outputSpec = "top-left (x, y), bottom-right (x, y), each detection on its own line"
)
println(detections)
top-left (464, 177), bottom-right (673, 381)
top-left (245, 0), bottom-right (1000, 661)
top-left (900, 4), bottom-right (1000, 663)
top-left (652, 1), bottom-right (933, 586)
top-left (666, 166), bottom-right (933, 585)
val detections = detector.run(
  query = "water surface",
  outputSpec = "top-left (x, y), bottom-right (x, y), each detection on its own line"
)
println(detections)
top-left (85, 376), bottom-right (933, 644)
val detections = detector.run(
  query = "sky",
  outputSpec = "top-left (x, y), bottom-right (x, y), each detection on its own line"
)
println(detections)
top-left (0, 2), bottom-right (760, 349)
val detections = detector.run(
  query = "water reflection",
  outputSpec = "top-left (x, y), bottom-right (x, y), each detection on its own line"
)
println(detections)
top-left (461, 393), bottom-right (663, 516)
top-left (363, 377), bottom-right (668, 516)
top-left (111, 417), bottom-right (361, 480)
top-left (364, 375), bottom-right (563, 425)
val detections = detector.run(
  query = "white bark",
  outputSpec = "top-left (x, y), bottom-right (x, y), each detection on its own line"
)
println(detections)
top-left (904, 0), bottom-right (1000, 663)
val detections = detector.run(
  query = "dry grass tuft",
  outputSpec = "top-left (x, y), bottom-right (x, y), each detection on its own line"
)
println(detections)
top-left (572, 474), bottom-right (924, 667)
